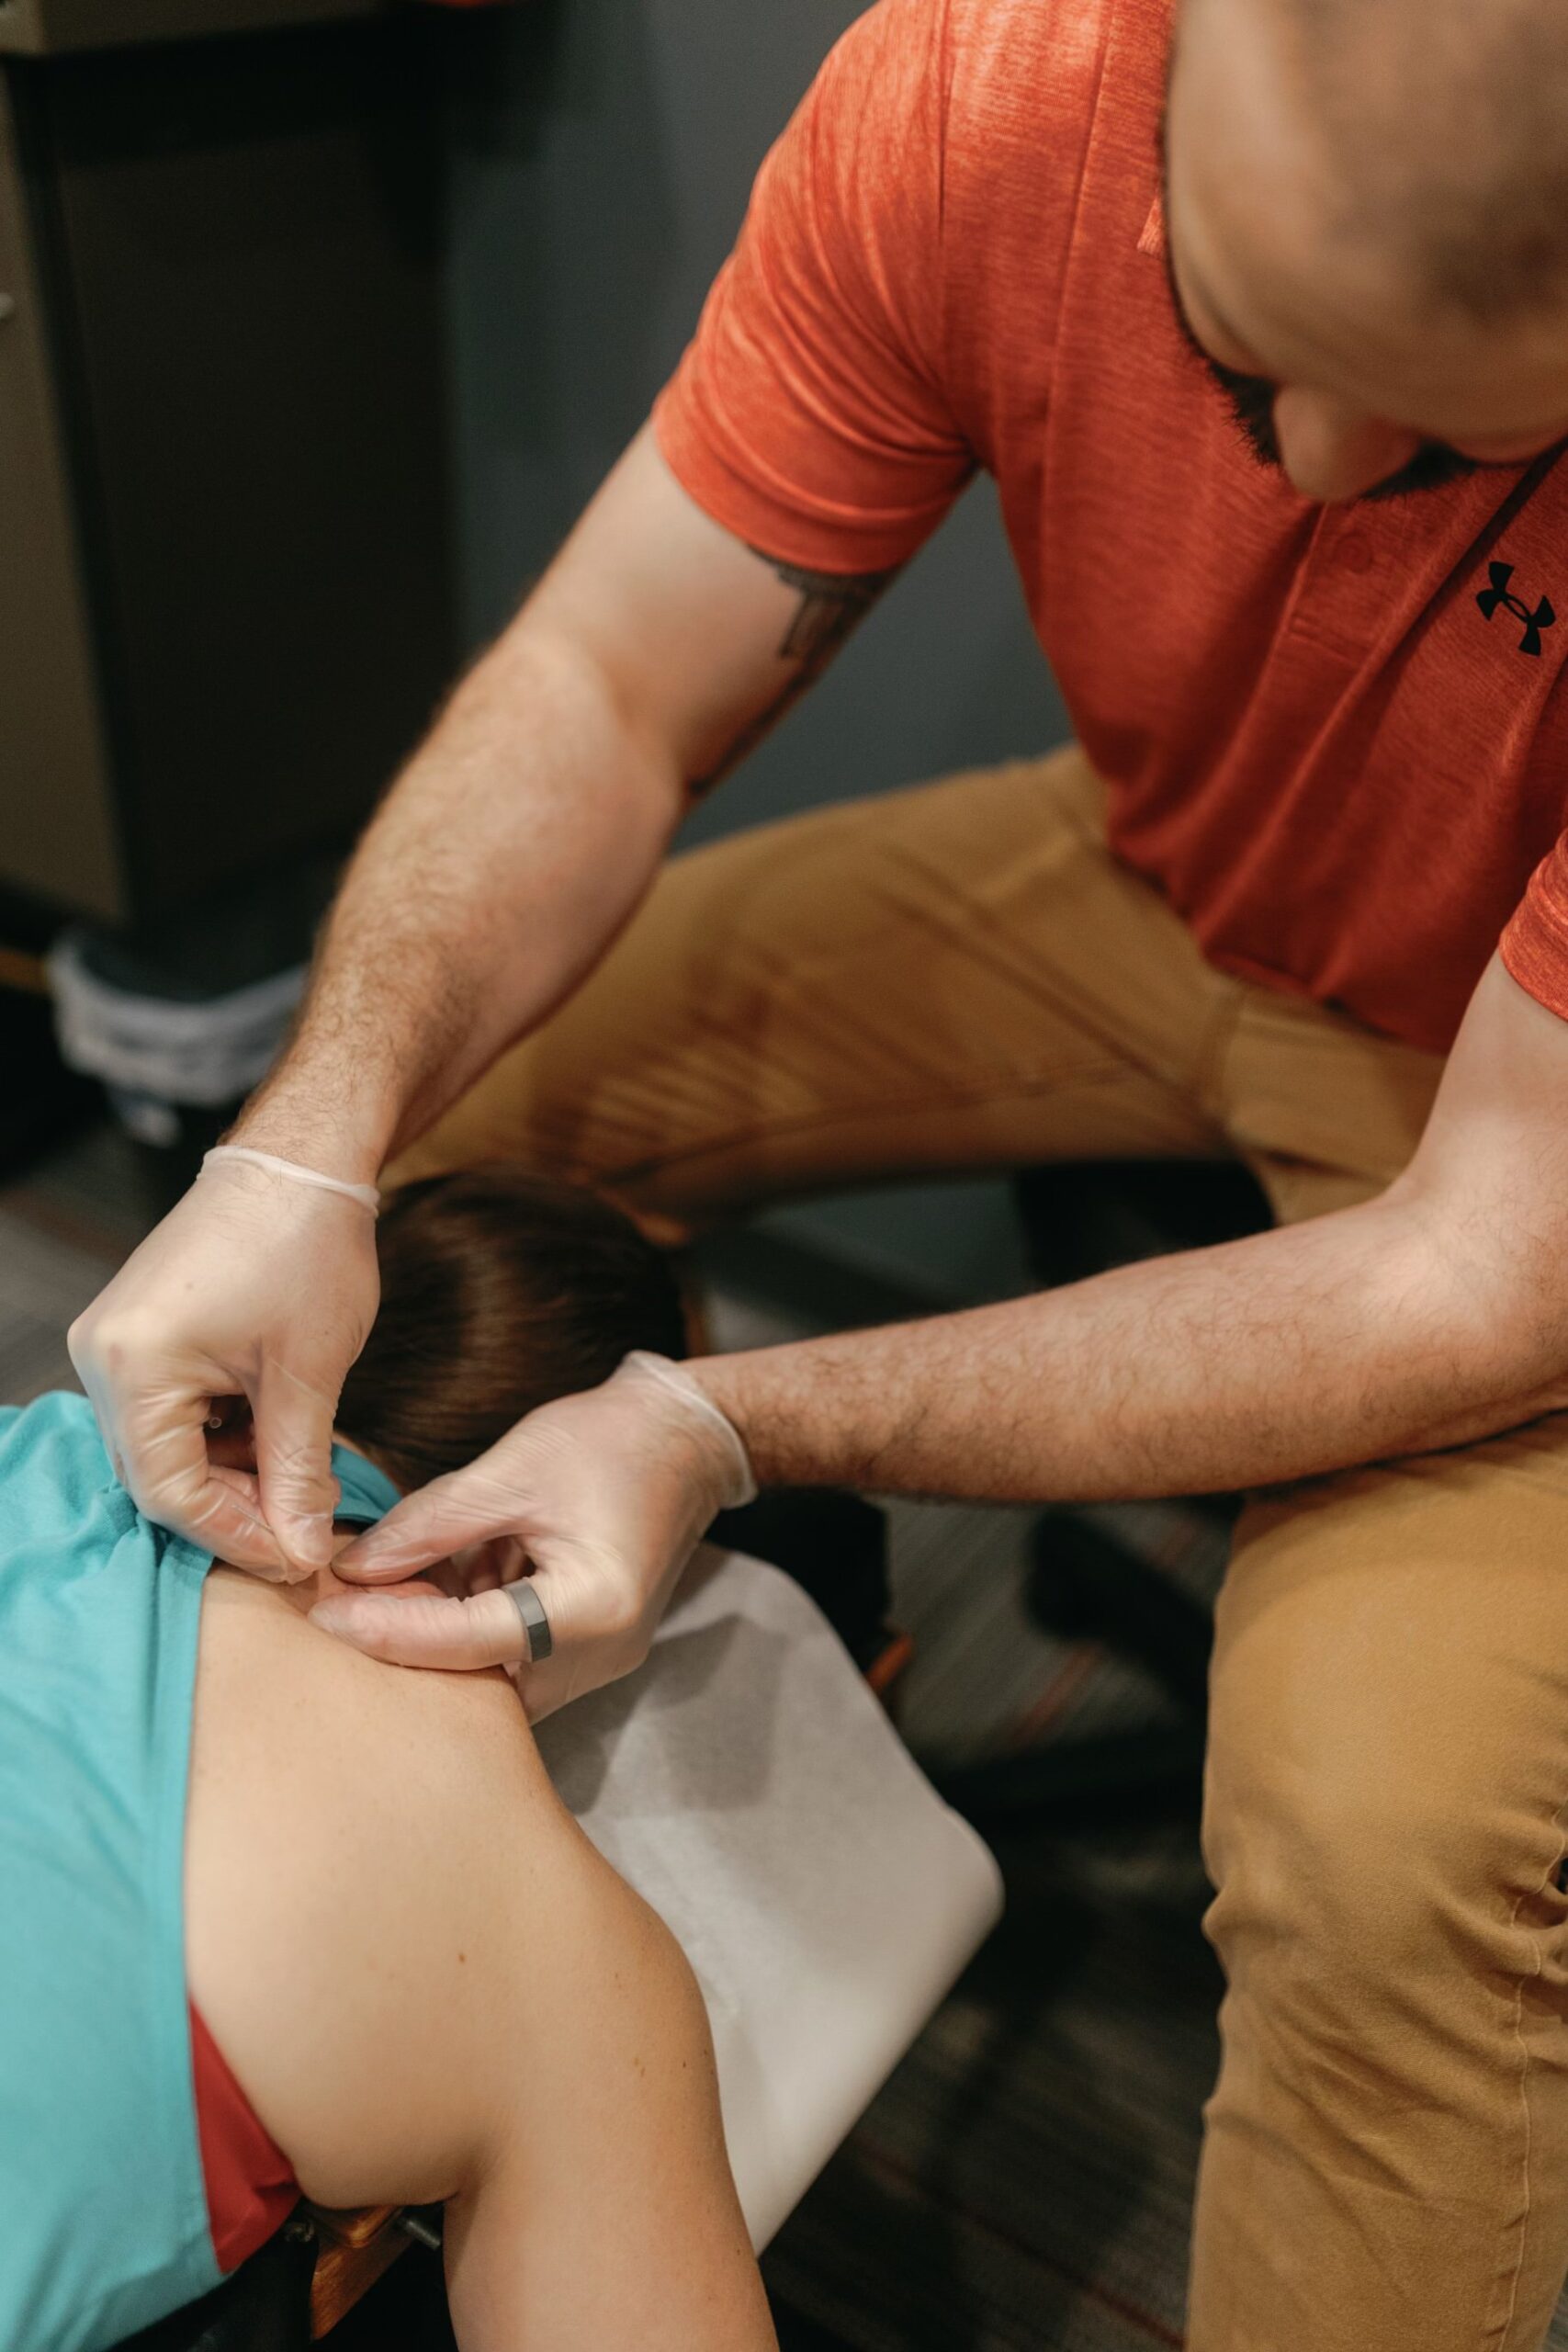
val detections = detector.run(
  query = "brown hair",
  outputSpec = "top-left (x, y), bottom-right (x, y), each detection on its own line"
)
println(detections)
top-left (336, 1166), bottom-right (688, 1494)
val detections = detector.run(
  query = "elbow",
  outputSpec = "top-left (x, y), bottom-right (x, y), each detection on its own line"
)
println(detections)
top-left (481, 613), bottom-right (689, 846)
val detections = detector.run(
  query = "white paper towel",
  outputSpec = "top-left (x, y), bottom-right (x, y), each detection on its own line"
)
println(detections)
top-left (536, 1546), bottom-right (1004, 2249)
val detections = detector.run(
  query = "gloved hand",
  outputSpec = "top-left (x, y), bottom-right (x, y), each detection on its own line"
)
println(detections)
top-left (68, 1153), bottom-right (380, 1580)
top-left (318, 1351), bottom-right (757, 1720)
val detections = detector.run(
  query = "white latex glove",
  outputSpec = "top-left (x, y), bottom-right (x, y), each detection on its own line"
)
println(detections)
top-left (68, 1154), bottom-right (380, 1580)
top-left (317, 1352), bottom-right (756, 1720)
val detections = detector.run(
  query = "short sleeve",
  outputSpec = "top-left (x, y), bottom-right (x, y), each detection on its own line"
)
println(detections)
top-left (1500, 839), bottom-right (1568, 1023)
top-left (653, 0), bottom-right (975, 577)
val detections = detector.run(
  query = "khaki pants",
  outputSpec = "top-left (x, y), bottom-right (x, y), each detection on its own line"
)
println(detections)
top-left (395, 746), bottom-right (1568, 2352)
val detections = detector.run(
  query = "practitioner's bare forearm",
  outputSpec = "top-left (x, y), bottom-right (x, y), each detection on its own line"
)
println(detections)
top-left (696, 961), bottom-right (1568, 1502)
top-left (239, 621), bottom-right (682, 1179)
top-left (694, 1193), bottom-right (1560, 1502)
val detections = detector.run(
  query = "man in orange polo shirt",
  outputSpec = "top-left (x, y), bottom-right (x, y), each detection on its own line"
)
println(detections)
top-left (73, 0), bottom-right (1568, 2339)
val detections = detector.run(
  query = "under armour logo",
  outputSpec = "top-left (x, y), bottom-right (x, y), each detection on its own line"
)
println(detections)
top-left (1476, 560), bottom-right (1556, 657)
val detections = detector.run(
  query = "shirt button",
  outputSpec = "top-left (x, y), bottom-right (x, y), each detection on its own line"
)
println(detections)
top-left (1337, 533), bottom-right (1373, 575)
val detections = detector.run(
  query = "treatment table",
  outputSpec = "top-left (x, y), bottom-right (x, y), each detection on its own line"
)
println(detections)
top-left (543, 1544), bottom-right (1005, 2252)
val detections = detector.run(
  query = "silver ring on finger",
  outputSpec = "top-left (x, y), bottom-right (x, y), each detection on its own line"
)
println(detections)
top-left (504, 1577), bottom-right (553, 1666)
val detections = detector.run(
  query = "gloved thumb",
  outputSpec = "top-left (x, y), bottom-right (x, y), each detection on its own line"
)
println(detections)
top-left (253, 1362), bottom-right (343, 1577)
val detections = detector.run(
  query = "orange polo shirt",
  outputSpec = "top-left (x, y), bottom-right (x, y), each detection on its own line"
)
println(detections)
top-left (653, 0), bottom-right (1568, 1057)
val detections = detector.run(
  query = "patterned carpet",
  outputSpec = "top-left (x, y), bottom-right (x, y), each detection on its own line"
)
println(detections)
top-left (7, 1122), bottom-right (1564, 2350)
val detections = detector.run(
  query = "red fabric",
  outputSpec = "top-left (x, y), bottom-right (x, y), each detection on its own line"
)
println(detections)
top-left (189, 2003), bottom-right (299, 2274)
top-left (653, 0), bottom-right (1568, 1056)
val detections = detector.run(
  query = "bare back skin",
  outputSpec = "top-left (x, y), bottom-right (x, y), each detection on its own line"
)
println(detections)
top-left (184, 1553), bottom-right (775, 2351)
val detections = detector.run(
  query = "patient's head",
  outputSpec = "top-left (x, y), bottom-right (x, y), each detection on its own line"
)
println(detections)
top-left (335, 1167), bottom-right (688, 1494)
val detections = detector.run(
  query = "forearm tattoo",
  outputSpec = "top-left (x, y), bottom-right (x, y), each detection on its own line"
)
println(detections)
top-left (688, 553), bottom-right (901, 798)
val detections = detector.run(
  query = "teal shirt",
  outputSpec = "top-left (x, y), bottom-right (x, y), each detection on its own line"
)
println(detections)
top-left (0, 1392), bottom-right (398, 2352)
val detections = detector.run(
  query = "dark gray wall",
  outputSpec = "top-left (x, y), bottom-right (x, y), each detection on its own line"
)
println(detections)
top-left (444, 0), bottom-right (1066, 1296)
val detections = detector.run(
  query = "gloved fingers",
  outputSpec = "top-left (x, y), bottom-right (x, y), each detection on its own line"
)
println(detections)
top-left (185, 1482), bottom-right (293, 1573)
top-left (499, 1545), bottom-right (649, 1724)
top-left (333, 1472), bottom-right (520, 1583)
top-left (66, 1159), bottom-right (379, 1566)
top-left (206, 1458), bottom-right (314, 1562)
top-left (203, 1463), bottom-right (275, 1530)
top-left (252, 1359), bottom-right (344, 1579)
top-left (102, 1377), bottom-right (289, 1576)
top-left (511, 1644), bottom-right (570, 1724)
top-left (446, 1534), bottom-right (528, 1595)
top-left (505, 1612), bottom-right (635, 1726)
top-left (310, 1580), bottom-right (528, 1671)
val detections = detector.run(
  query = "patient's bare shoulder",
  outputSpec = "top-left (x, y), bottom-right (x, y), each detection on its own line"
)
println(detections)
top-left (186, 1567), bottom-right (772, 2352)
top-left (185, 1563), bottom-right (592, 2211)
top-left (194, 1558), bottom-right (530, 1777)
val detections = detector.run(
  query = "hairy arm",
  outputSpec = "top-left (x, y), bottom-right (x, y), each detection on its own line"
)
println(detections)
top-left (185, 1564), bottom-right (773, 2350)
top-left (690, 956), bottom-right (1568, 1499)
top-left (240, 426), bottom-right (895, 1183)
